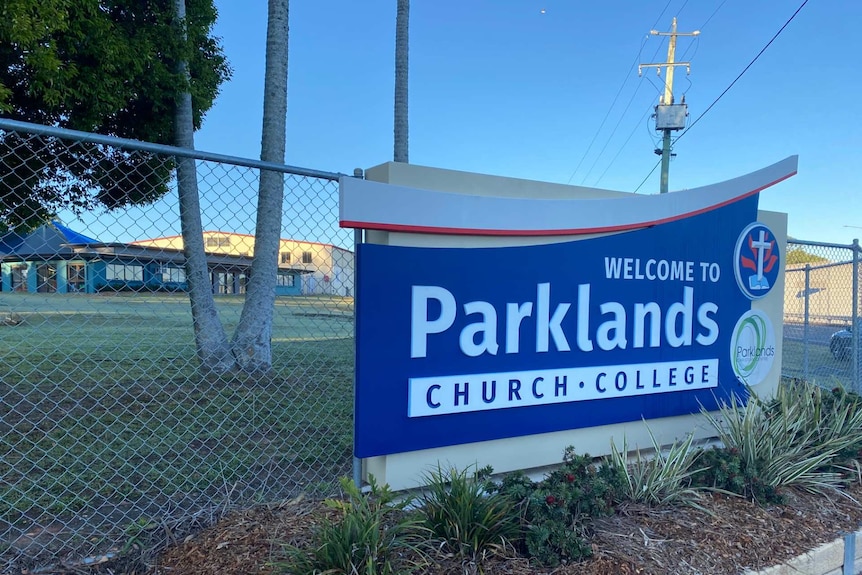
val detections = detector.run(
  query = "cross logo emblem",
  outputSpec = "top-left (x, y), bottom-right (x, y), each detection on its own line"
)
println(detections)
top-left (748, 230), bottom-right (774, 291)
top-left (734, 223), bottom-right (780, 300)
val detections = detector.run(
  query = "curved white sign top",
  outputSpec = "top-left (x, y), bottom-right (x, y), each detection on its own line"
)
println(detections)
top-left (339, 156), bottom-right (797, 237)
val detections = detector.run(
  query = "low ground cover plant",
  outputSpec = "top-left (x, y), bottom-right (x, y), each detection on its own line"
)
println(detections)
top-left (274, 382), bottom-right (862, 573)
top-left (276, 476), bottom-right (428, 575)
top-left (419, 465), bottom-right (519, 561)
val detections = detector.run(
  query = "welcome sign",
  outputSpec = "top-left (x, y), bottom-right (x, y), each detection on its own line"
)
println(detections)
top-left (341, 157), bottom-right (796, 458)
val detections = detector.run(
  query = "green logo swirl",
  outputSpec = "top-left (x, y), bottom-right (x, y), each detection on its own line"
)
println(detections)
top-left (732, 313), bottom-right (768, 378)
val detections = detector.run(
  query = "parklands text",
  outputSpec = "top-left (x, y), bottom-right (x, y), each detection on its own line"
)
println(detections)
top-left (411, 283), bottom-right (719, 359)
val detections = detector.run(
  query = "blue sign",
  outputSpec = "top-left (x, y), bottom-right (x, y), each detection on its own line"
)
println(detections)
top-left (355, 195), bottom-right (766, 458)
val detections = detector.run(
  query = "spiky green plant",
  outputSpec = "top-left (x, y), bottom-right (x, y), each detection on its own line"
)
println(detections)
top-left (700, 385), bottom-right (845, 502)
top-left (276, 476), bottom-right (428, 575)
top-left (418, 465), bottom-right (519, 561)
top-left (765, 383), bottom-right (862, 472)
top-left (606, 427), bottom-right (705, 507)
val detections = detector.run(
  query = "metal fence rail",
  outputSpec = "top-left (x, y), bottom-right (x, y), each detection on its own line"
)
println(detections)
top-left (0, 119), bottom-right (354, 572)
top-left (782, 238), bottom-right (861, 392)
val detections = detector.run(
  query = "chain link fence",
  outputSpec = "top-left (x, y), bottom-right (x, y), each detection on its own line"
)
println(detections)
top-left (782, 238), bottom-right (862, 393)
top-left (0, 119), bottom-right (355, 572)
top-left (5, 115), bottom-right (861, 572)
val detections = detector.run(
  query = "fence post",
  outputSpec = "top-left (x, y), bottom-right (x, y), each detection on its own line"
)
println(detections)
top-left (804, 263), bottom-right (810, 383)
top-left (853, 239), bottom-right (860, 393)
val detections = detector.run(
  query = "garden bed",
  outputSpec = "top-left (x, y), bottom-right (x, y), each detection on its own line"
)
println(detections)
top-left (148, 483), bottom-right (862, 575)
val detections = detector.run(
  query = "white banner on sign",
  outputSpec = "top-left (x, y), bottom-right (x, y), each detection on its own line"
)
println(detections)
top-left (408, 359), bottom-right (719, 417)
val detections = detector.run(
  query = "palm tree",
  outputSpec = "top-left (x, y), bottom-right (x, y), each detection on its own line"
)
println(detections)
top-left (393, 0), bottom-right (409, 163)
top-left (231, 0), bottom-right (289, 371)
top-left (173, 0), bottom-right (233, 373)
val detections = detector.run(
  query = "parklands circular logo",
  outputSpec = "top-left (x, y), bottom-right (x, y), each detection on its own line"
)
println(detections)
top-left (734, 222), bottom-right (780, 300)
top-left (730, 310), bottom-right (776, 386)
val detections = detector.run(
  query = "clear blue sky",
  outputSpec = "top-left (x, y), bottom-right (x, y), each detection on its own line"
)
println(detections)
top-left (193, 0), bottom-right (862, 246)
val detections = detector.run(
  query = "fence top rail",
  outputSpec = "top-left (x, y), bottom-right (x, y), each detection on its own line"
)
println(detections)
top-left (788, 238), bottom-right (860, 252)
top-left (0, 117), bottom-right (344, 181)
top-left (786, 259), bottom-right (855, 272)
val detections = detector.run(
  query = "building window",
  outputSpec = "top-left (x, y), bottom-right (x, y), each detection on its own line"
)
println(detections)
top-left (106, 262), bottom-right (143, 282)
top-left (160, 265), bottom-right (186, 283)
top-left (206, 236), bottom-right (231, 248)
top-left (276, 272), bottom-right (295, 287)
top-left (37, 264), bottom-right (57, 293)
top-left (301, 251), bottom-right (313, 264)
top-left (11, 265), bottom-right (27, 291)
top-left (68, 263), bottom-right (86, 292)
top-left (280, 252), bottom-right (291, 264)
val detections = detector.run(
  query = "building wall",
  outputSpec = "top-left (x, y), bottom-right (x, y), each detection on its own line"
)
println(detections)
top-left (2, 259), bottom-right (93, 293)
top-left (133, 232), bottom-right (354, 296)
top-left (784, 262), bottom-right (855, 322)
top-left (331, 247), bottom-right (355, 297)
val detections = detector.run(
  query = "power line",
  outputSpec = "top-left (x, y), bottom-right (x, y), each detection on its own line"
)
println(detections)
top-left (677, 0), bottom-right (691, 17)
top-left (580, 81), bottom-right (649, 185)
top-left (634, 158), bottom-right (662, 193)
top-left (595, 110), bottom-right (657, 186)
top-left (699, 0), bottom-right (728, 32)
top-left (591, 0), bottom-right (715, 188)
top-left (630, 0), bottom-right (805, 193)
top-left (673, 0), bottom-right (809, 146)
top-left (579, 0), bottom-right (732, 190)
top-left (565, 0), bottom-right (674, 184)
top-left (565, 36), bottom-right (648, 184)
top-left (576, 24), bottom-right (672, 184)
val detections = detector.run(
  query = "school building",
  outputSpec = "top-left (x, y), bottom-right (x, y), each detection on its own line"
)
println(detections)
top-left (0, 222), bottom-right (353, 296)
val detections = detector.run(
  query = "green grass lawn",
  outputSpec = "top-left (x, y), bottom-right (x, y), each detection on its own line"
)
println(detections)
top-left (8, 291), bottom-right (852, 562)
top-left (0, 292), bottom-right (355, 533)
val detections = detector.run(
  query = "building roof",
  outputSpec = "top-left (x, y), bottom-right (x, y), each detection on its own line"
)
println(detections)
top-left (0, 221), bottom-right (99, 258)
top-left (133, 231), bottom-right (351, 252)
top-left (0, 223), bottom-right (313, 273)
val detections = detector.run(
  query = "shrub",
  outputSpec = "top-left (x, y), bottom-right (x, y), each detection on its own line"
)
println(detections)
top-left (765, 384), bottom-right (862, 474)
top-left (418, 465), bottom-right (519, 560)
top-left (700, 385), bottom-right (845, 503)
top-left (276, 476), bottom-right (427, 575)
top-left (490, 448), bottom-right (623, 567)
top-left (691, 446), bottom-right (782, 503)
top-left (606, 428), bottom-right (704, 507)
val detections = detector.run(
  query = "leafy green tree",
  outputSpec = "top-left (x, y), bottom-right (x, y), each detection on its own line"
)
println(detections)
top-left (0, 0), bottom-right (230, 231)
top-left (786, 248), bottom-right (828, 266)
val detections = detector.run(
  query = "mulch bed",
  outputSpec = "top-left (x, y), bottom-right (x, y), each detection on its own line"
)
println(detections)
top-left (146, 483), bottom-right (862, 575)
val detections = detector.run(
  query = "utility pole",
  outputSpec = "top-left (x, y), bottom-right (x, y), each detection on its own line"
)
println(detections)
top-left (639, 18), bottom-right (700, 193)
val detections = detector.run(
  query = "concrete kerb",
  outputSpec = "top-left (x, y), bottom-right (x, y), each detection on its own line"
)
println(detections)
top-left (743, 530), bottom-right (862, 575)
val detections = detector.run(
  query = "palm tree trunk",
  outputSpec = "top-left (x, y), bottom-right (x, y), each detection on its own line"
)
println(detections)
top-left (231, 0), bottom-right (289, 372)
top-left (394, 0), bottom-right (409, 163)
top-left (173, 0), bottom-right (233, 374)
